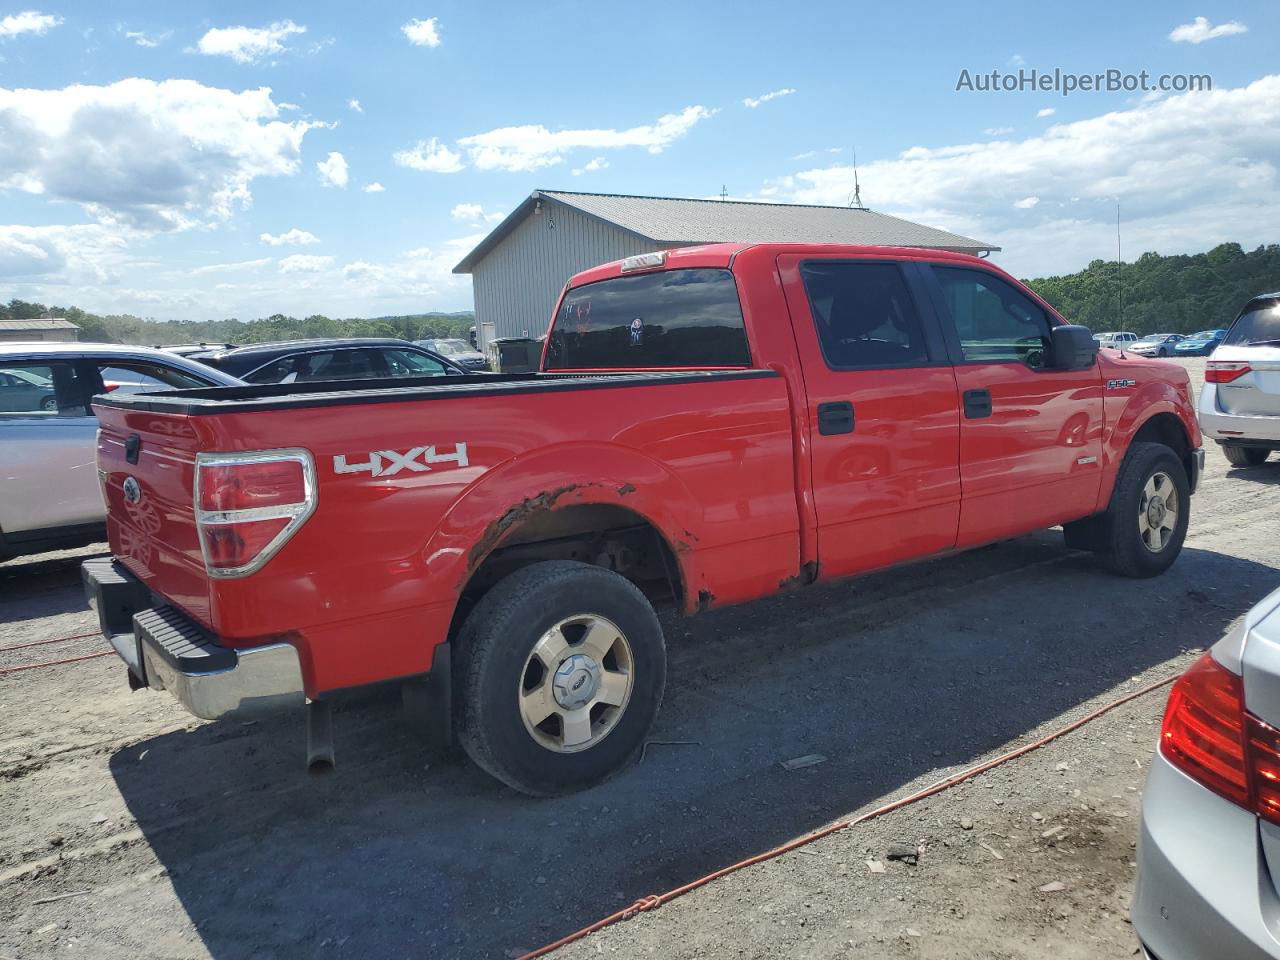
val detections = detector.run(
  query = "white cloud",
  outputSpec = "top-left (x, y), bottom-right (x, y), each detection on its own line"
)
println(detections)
top-left (195, 20), bottom-right (306, 64)
top-left (278, 254), bottom-right (333, 273)
top-left (1036, 107), bottom-right (1056, 118)
top-left (743, 87), bottom-right (796, 108)
top-left (122, 28), bottom-right (169, 48)
top-left (348, 97), bottom-right (362, 113)
top-left (260, 228), bottom-right (318, 246)
top-left (450, 202), bottom-right (503, 223)
top-left (984, 126), bottom-right (1014, 136)
top-left (393, 136), bottom-right (464, 173)
top-left (767, 75), bottom-right (1280, 279)
top-left (571, 156), bottom-right (609, 176)
top-left (401, 17), bottom-right (441, 47)
top-left (413, 105), bottom-right (716, 174)
top-left (1009, 54), bottom-right (1026, 66)
top-left (0, 10), bottom-right (61, 39)
top-left (193, 257), bottom-right (272, 275)
top-left (362, 181), bottom-right (385, 193)
top-left (1169, 16), bottom-right (1247, 44)
top-left (1013, 196), bottom-right (1039, 209)
top-left (0, 79), bottom-right (325, 231)
top-left (317, 151), bottom-right (348, 188)
top-left (0, 224), bottom-right (127, 283)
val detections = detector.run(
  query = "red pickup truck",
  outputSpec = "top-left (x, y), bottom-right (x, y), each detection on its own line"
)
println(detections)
top-left (84, 243), bottom-right (1202, 795)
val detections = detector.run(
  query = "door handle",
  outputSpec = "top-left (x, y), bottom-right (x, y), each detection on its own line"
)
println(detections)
top-left (963, 389), bottom-right (992, 419)
top-left (817, 401), bottom-right (855, 435)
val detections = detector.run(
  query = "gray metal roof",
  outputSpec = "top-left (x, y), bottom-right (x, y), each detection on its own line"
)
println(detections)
top-left (0, 318), bottom-right (80, 330)
top-left (453, 190), bottom-right (998, 273)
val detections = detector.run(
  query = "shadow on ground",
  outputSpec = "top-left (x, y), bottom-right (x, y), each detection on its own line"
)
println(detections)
top-left (109, 535), bottom-right (1277, 959)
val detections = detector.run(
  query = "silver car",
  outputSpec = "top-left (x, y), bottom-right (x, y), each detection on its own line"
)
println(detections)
top-left (0, 342), bottom-right (241, 560)
top-left (1133, 584), bottom-right (1280, 958)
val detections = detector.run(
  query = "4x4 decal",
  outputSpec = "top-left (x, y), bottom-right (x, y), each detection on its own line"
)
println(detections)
top-left (333, 443), bottom-right (469, 477)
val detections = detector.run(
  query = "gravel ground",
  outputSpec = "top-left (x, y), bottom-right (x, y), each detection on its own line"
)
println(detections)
top-left (2, 356), bottom-right (1278, 959)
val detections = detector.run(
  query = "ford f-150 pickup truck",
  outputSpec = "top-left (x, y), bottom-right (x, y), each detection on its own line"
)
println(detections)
top-left (83, 243), bottom-right (1203, 795)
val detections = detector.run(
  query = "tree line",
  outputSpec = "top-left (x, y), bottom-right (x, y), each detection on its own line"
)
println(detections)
top-left (1026, 242), bottom-right (1280, 333)
top-left (2, 240), bottom-right (1276, 345)
top-left (0, 303), bottom-right (475, 346)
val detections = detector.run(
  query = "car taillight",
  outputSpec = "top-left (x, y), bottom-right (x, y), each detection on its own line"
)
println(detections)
top-left (1161, 652), bottom-right (1280, 825)
top-left (194, 450), bottom-right (315, 578)
top-left (1161, 653), bottom-right (1250, 807)
top-left (1206, 361), bottom-right (1251, 383)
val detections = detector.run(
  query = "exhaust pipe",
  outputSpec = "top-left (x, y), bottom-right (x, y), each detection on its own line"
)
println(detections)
top-left (306, 699), bottom-right (335, 774)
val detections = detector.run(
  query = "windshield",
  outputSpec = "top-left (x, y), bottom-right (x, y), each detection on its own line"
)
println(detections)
top-left (431, 340), bottom-right (471, 356)
top-left (1223, 304), bottom-right (1280, 346)
top-left (545, 268), bottom-right (751, 370)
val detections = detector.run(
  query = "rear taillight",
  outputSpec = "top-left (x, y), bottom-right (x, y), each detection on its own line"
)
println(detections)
top-left (1161, 652), bottom-right (1280, 825)
top-left (194, 449), bottom-right (315, 578)
top-left (1206, 361), bottom-right (1251, 383)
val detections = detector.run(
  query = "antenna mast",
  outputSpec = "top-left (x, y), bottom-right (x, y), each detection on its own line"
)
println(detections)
top-left (719, 184), bottom-right (728, 201)
top-left (1116, 201), bottom-right (1123, 327)
top-left (849, 146), bottom-right (866, 209)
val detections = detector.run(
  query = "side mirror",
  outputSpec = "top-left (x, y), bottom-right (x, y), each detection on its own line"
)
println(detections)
top-left (1049, 324), bottom-right (1098, 371)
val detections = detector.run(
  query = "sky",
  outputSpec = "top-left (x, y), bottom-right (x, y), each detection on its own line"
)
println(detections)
top-left (0, 2), bottom-right (1277, 321)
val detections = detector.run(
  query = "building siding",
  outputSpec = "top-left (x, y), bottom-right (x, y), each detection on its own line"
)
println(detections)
top-left (471, 201), bottom-right (660, 346)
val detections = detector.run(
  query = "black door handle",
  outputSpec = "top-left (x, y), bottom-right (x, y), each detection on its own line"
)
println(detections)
top-left (963, 389), bottom-right (992, 419)
top-left (817, 401), bottom-right (855, 435)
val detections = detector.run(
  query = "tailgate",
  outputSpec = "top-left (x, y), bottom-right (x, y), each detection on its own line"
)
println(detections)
top-left (95, 402), bottom-right (213, 625)
top-left (1217, 350), bottom-right (1280, 417)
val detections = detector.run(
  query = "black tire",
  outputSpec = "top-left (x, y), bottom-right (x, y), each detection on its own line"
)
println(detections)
top-left (1157, 348), bottom-right (1167, 357)
top-left (455, 560), bottom-right (666, 796)
top-left (1093, 442), bottom-right (1190, 578)
top-left (40, 396), bottom-right (56, 412)
top-left (1223, 445), bottom-right (1269, 467)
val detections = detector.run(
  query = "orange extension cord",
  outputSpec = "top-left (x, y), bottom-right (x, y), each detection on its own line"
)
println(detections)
top-left (0, 631), bottom-right (110, 676)
top-left (518, 671), bottom-right (1179, 960)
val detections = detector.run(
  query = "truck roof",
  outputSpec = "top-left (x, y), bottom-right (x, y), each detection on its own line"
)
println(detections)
top-left (566, 242), bottom-right (995, 289)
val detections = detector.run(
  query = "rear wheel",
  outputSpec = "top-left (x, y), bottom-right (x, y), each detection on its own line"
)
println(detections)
top-left (1091, 442), bottom-right (1190, 578)
top-left (455, 560), bottom-right (666, 796)
top-left (1223, 445), bottom-right (1270, 467)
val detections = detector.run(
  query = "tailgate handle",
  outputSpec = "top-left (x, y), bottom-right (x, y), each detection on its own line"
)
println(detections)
top-left (125, 434), bottom-right (141, 465)
top-left (963, 389), bottom-right (993, 419)
top-left (817, 401), bottom-right (855, 435)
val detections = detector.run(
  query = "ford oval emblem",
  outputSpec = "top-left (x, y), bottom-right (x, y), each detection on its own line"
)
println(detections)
top-left (122, 476), bottom-right (142, 505)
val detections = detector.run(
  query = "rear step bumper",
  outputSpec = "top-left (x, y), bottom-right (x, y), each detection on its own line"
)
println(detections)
top-left (82, 558), bottom-right (305, 721)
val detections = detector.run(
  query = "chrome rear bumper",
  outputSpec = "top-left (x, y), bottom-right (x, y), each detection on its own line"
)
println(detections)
top-left (82, 557), bottom-right (304, 720)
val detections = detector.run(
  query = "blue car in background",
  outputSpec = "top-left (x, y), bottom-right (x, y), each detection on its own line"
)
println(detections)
top-left (1174, 329), bottom-right (1227, 356)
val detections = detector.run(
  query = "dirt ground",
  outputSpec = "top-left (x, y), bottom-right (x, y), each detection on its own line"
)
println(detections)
top-left (2, 356), bottom-right (1278, 959)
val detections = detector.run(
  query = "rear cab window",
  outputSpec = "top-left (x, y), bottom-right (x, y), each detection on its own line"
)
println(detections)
top-left (544, 268), bottom-right (751, 370)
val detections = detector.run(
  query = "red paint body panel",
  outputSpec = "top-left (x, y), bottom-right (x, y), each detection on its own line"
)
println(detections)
top-left (94, 243), bottom-right (1200, 698)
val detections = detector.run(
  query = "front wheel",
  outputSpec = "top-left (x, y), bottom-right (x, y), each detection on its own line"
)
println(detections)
top-left (455, 560), bottom-right (666, 796)
top-left (1091, 442), bottom-right (1190, 577)
top-left (1157, 348), bottom-right (1168, 357)
top-left (40, 396), bottom-right (56, 412)
top-left (1224, 445), bottom-right (1270, 467)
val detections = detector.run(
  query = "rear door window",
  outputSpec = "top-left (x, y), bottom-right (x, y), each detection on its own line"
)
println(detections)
top-left (93, 362), bottom-right (208, 395)
top-left (544, 268), bottom-right (751, 370)
top-left (244, 350), bottom-right (379, 384)
top-left (799, 261), bottom-right (932, 368)
top-left (0, 362), bottom-right (89, 418)
top-left (379, 348), bottom-right (449, 377)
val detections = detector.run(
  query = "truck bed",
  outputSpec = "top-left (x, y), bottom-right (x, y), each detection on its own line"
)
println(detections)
top-left (92, 369), bottom-right (779, 415)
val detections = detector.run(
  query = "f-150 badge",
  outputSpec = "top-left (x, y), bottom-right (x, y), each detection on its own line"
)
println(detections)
top-left (1106, 378), bottom-right (1137, 390)
top-left (333, 444), bottom-right (469, 477)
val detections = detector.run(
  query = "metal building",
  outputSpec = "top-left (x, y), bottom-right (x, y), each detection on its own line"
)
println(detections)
top-left (0, 319), bottom-right (80, 342)
top-left (452, 190), bottom-right (999, 349)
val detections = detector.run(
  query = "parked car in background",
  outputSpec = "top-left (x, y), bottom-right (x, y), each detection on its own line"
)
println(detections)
top-left (1095, 331), bottom-right (1139, 349)
top-left (1133, 582), bottom-right (1280, 960)
top-left (0, 343), bottom-right (242, 560)
top-left (1175, 329), bottom-right (1228, 356)
top-left (1129, 333), bottom-right (1185, 358)
top-left (160, 342), bottom-right (239, 357)
top-left (86, 243), bottom-right (1202, 796)
top-left (184, 338), bottom-right (471, 383)
top-left (1197, 293), bottom-right (1280, 467)
top-left (415, 337), bottom-right (490, 371)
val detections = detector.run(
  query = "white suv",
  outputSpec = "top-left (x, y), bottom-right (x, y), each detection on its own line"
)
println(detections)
top-left (1198, 293), bottom-right (1280, 466)
top-left (1094, 331), bottom-right (1139, 349)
